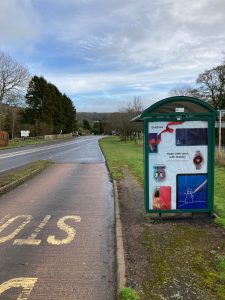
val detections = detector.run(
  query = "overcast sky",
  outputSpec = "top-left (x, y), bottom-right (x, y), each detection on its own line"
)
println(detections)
top-left (0, 0), bottom-right (225, 112)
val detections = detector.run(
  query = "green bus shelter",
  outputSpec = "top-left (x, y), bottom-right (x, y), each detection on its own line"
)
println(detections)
top-left (134, 96), bottom-right (217, 215)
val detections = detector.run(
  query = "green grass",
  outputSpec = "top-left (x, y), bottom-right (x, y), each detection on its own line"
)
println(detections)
top-left (119, 287), bottom-right (139, 300)
top-left (0, 160), bottom-right (53, 189)
top-left (100, 136), bottom-right (225, 218)
top-left (100, 136), bottom-right (144, 183)
top-left (214, 166), bottom-right (225, 218)
top-left (142, 224), bottom-right (225, 300)
top-left (217, 256), bottom-right (225, 275)
top-left (215, 217), bottom-right (225, 227)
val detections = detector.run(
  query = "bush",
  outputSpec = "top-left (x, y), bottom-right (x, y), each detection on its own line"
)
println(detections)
top-left (119, 287), bottom-right (139, 300)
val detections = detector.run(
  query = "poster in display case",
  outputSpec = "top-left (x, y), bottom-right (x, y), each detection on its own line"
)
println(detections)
top-left (147, 120), bottom-right (209, 211)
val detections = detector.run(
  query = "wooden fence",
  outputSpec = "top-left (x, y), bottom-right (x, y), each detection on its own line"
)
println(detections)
top-left (8, 133), bottom-right (73, 146)
top-left (215, 150), bottom-right (225, 166)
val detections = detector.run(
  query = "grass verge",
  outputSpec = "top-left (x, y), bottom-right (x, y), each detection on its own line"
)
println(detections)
top-left (101, 136), bottom-right (225, 299)
top-left (0, 137), bottom-right (73, 150)
top-left (0, 160), bottom-right (53, 193)
top-left (141, 223), bottom-right (225, 300)
top-left (100, 136), bottom-right (144, 183)
top-left (214, 166), bottom-right (225, 218)
top-left (100, 136), bottom-right (225, 218)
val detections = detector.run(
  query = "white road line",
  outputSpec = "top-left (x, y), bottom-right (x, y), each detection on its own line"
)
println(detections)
top-left (0, 167), bottom-right (15, 173)
top-left (0, 138), bottom-right (94, 160)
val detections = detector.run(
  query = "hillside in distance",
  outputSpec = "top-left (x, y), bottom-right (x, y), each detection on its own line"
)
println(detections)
top-left (76, 112), bottom-right (114, 123)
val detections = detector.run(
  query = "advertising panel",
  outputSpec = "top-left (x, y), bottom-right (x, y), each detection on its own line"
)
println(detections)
top-left (148, 120), bottom-right (208, 211)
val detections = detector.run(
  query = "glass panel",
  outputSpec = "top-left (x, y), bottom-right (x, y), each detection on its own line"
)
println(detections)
top-left (148, 120), bottom-right (208, 211)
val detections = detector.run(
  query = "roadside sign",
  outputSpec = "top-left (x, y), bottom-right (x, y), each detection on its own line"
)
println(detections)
top-left (21, 130), bottom-right (30, 137)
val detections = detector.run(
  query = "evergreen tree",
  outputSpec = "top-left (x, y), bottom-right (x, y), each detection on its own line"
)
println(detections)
top-left (24, 76), bottom-right (48, 135)
top-left (83, 119), bottom-right (91, 131)
top-left (91, 121), bottom-right (100, 135)
top-left (23, 76), bottom-right (77, 135)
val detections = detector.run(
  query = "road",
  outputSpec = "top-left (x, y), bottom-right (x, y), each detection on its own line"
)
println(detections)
top-left (0, 136), bottom-right (116, 299)
top-left (0, 136), bottom-right (105, 173)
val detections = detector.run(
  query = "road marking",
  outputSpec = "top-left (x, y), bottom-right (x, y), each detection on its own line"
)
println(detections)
top-left (47, 215), bottom-right (81, 245)
top-left (0, 167), bottom-right (15, 172)
top-left (0, 215), bottom-right (32, 244)
top-left (14, 215), bottom-right (51, 246)
top-left (0, 277), bottom-right (37, 300)
top-left (0, 215), bottom-right (10, 225)
top-left (0, 215), bottom-right (81, 245)
top-left (0, 138), bottom-right (94, 160)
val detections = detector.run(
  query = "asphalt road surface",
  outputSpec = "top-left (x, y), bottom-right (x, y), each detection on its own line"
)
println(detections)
top-left (0, 136), bottom-right (105, 173)
top-left (0, 136), bottom-right (116, 299)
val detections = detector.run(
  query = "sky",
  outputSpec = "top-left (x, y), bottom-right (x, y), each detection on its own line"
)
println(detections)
top-left (0, 0), bottom-right (225, 112)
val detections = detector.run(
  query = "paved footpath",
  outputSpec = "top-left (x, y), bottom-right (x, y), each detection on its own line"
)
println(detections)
top-left (0, 138), bottom-right (116, 299)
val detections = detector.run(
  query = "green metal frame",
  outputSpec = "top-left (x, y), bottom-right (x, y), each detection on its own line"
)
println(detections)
top-left (139, 96), bottom-right (217, 120)
top-left (141, 96), bottom-right (217, 215)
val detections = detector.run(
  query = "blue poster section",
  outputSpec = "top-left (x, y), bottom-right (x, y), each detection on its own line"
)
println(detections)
top-left (177, 174), bottom-right (207, 209)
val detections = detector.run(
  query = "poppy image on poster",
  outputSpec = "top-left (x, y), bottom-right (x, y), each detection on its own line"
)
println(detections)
top-left (149, 133), bottom-right (158, 153)
top-left (177, 174), bottom-right (207, 209)
top-left (153, 186), bottom-right (171, 210)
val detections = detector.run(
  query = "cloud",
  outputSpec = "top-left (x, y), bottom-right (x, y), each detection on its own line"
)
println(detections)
top-left (1, 0), bottom-right (225, 111)
top-left (44, 64), bottom-right (195, 112)
top-left (46, 66), bottom-right (194, 96)
top-left (47, 0), bottom-right (225, 69)
top-left (0, 0), bottom-right (40, 44)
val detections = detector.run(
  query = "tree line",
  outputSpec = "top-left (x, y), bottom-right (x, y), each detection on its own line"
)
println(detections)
top-left (0, 51), bottom-right (77, 137)
top-left (81, 119), bottom-right (105, 135)
top-left (78, 97), bottom-right (143, 142)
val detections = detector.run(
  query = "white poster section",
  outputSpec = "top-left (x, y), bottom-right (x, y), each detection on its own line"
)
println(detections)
top-left (148, 121), bottom-right (208, 211)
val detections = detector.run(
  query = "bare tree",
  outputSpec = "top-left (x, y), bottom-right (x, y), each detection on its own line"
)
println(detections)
top-left (196, 65), bottom-right (225, 109)
top-left (6, 94), bottom-right (24, 138)
top-left (132, 96), bottom-right (143, 113)
top-left (115, 97), bottom-right (143, 142)
top-left (0, 51), bottom-right (30, 104)
top-left (169, 85), bottom-right (200, 98)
